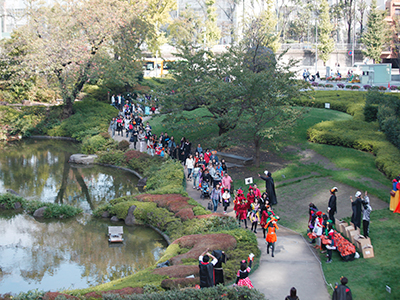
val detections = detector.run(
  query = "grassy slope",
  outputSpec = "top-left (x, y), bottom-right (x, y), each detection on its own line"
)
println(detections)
top-left (149, 92), bottom-right (399, 300)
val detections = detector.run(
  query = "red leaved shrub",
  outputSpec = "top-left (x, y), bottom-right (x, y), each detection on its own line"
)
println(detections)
top-left (175, 207), bottom-right (194, 220)
top-left (124, 150), bottom-right (150, 162)
top-left (43, 292), bottom-right (79, 300)
top-left (170, 234), bottom-right (237, 265)
top-left (152, 264), bottom-right (199, 277)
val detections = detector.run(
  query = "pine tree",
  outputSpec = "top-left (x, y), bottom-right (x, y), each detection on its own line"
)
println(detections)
top-left (362, 0), bottom-right (390, 63)
top-left (317, 0), bottom-right (335, 64)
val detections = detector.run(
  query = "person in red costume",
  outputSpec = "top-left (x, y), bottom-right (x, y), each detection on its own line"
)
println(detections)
top-left (247, 186), bottom-right (255, 205)
top-left (234, 189), bottom-right (248, 228)
top-left (253, 183), bottom-right (261, 199)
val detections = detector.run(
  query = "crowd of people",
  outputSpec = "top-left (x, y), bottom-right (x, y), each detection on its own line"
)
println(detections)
top-left (308, 187), bottom-right (372, 264)
top-left (108, 110), bottom-right (357, 299)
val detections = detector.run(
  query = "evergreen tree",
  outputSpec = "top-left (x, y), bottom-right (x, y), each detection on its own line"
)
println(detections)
top-left (318, 0), bottom-right (335, 64)
top-left (362, 0), bottom-right (390, 63)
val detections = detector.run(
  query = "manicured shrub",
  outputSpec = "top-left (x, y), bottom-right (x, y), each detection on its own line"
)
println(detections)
top-left (318, 83), bottom-right (325, 87)
top-left (307, 119), bottom-right (400, 179)
top-left (345, 85), bottom-right (352, 89)
top-left (390, 85), bottom-right (398, 90)
top-left (325, 84), bottom-right (333, 88)
top-left (363, 85), bottom-right (372, 90)
top-left (351, 85), bottom-right (360, 90)
top-left (101, 285), bottom-right (265, 300)
top-left (378, 86), bottom-right (387, 91)
top-left (294, 91), bottom-right (366, 120)
top-left (96, 150), bottom-right (125, 166)
top-left (47, 100), bottom-right (118, 141)
top-left (337, 83), bottom-right (344, 89)
top-left (117, 140), bottom-right (130, 151)
top-left (311, 82), bottom-right (318, 87)
top-left (81, 134), bottom-right (107, 154)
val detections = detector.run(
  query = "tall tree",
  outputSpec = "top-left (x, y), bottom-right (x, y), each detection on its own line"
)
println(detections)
top-left (9, 0), bottom-right (148, 118)
top-left (318, 0), bottom-right (335, 64)
top-left (243, 0), bottom-right (281, 53)
top-left (357, 0), bottom-right (368, 37)
top-left (361, 0), bottom-right (390, 63)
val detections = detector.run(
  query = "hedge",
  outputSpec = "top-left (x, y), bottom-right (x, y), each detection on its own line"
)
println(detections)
top-left (307, 120), bottom-right (400, 179)
top-left (100, 285), bottom-right (265, 300)
top-left (293, 90), bottom-right (366, 120)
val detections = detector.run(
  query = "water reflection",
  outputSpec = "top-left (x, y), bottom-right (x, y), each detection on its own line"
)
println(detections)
top-left (0, 139), bottom-right (139, 212)
top-left (0, 214), bottom-right (168, 293)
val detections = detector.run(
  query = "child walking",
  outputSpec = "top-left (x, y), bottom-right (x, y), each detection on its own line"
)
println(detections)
top-left (265, 215), bottom-right (279, 257)
top-left (234, 253), bottom-right (254, 288)
top-left (249, 199), bottom-right (260, 233)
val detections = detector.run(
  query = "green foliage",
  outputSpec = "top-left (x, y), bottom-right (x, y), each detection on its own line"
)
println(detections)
top-left (0, 193), bottom-right (25, 209)
top-left (156, 243), bottom-right (181, 264)
top-left (47, 100), bottom-right (118, 141)
top-left (96, 150), bottom-right (125, 166)
top-left (145, 160), bottom-right (185, 192)
top-left (101, 285), bottom-right (265, 299)
top-left (12, 289), bottom-right (46, 300)
top-left (0, 193), bottom-right (81, 218)
top-left (133, 201), bottom-right (177, 231)
top-left (24, 200), bottom-right (83, 219)
top-left (307, 119), bottom-right (400, 179)
top-left (192, 205), bottom-right (210, 216)
top-left (294, 90), bottom-right (366, 120)
top-left (81, 134), bottom-right (107, 154)
top-left (117, 140), bottom-right (130, 151)
top-left (109, 201), bottom-right (137, 219)
top-left (317, 0), bottom-right (335, 63)
top-left (362, 0), bottom-right (391, 63)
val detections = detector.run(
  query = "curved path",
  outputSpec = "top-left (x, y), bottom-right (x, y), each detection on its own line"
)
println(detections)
top-left (108, 116), bottom-right (330, 300)
top-left (184, 178), bottom-right (330, 300)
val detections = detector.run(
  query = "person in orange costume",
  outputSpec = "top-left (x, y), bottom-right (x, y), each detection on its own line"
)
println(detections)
top-left (265, 216), bottom-right (279, 257)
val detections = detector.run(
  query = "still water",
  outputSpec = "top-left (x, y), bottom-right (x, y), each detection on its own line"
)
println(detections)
top-left (0, 140), bottom-right (168, 294)
top-left (0, 139), bottom-right (139, 212)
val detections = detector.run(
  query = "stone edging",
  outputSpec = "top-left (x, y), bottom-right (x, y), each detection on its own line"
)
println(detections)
top-left (148, 224), bottom-right (171, 245)
top-left (28, 135), bottom-right (78, 142)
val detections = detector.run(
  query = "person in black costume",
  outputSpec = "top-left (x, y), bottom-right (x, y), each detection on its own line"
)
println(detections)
top-left (258, 171), bottom-right (277, 205)
top-left (332, 276), bottom-right (352, 300)
top-left (198, 248), bottom-right (218, 288)
top-left (211, 250), bottom-right (226, 285)
top-left (350, 191), bottom-right (362, 230)
top-left (327, 187), bottom-right (338, 224)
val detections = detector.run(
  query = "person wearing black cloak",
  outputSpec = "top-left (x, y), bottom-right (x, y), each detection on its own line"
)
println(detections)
top-left (327, 187), bottom-right (338, 224)
top-left (211, 250), bottom-right (226, 285)
top-left (350, 191), bottom-right (362, 230)
top-left (332, 276), bottom-right (352, 300)
top-left (198, 248), bottom-right (218, 288)
top-left (258, 171), bottom-right (277, 205)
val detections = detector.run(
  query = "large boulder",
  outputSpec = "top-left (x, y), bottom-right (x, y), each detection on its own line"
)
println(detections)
top-left (33, 206), bottom-right (47, 218)
top-left (137, 177), bottom-right (147, 187)
top-left (6, 189), bottom-right (20, 196)
top-left (110, 216), bottom-right (119, 222)
top-left (13, 202), bottom-right (22, 209)
top-left (68, 154), bottom-right (98, 165)
top-left (101, 211), bottom-right (110, 218)
top-left (125, 205), bottom-right (137, 226)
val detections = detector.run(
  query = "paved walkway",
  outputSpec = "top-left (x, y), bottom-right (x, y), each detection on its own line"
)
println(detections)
top-left (109, 114), bottom-right (330, 300)
top-left (184, 176), bottom-right (331, 300)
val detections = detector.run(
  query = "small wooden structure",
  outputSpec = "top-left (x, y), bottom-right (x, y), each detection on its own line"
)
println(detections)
top-left (108, 226), bottom-right (124, 243)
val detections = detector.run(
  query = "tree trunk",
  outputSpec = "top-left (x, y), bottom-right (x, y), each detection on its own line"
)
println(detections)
top-left (62, 98), bottom-right (74, 119)
top-left (254, 136), bottom-right (261, 168)
top-left (217, 120), bottom-right (236, 136)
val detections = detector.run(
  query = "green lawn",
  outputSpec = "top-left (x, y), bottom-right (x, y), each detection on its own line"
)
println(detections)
top-left (149, 92), bottom-right (398, 300)
top-left (320, 209), bottom-right (400, 300)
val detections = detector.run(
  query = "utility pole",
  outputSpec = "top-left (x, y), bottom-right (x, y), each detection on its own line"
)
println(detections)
top-left (315, 3), bottom-right (318, 75)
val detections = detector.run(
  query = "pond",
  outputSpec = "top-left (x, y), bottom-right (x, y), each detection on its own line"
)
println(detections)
top-left (0, 140), bottom-right (168, 294)
top-left (0, 139), bottom-right (139, 212)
